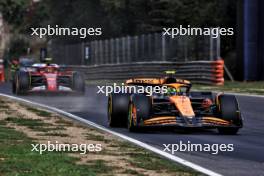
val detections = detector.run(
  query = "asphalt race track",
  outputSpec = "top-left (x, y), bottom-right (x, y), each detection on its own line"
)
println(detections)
top-left (0, 83), bottom-right (263, 176)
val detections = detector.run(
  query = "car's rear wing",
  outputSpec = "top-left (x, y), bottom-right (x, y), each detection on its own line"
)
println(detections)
top-left (126, 77), bottom-right (191, 86)
top-left (126, 78), bottom-right (164, 85)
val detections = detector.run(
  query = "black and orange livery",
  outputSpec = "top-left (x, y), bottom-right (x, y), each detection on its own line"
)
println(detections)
top-left (108, 76), bottom-right (243, 134)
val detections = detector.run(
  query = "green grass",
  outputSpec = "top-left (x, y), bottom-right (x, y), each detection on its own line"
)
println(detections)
top-left (0, 99), bottom-right (201, 176)
top-left (0, 100), bottom-right (9, 109)
top-left (5, 117), bottom-right (64, 132)
top-left (86, 160), bottom-right (115, 174)
top-left (0, 104), bottom-right (9, 109)
top-left (85, 133), bottom-right (110, 143)
top-left (193, 81), bottom-right (264, 95)
top-left (5, 117), bottom-right (49, 127)
top-left (128, 152), bottom-right (199, 175)
top-left (0, 120), bottom-right (114, 176)
top-left (54, 119), bottom-right (74, 126)
top-left (114, 141), bottom-right (201, 175)
top-left (123, 169), bottom-right (145, 176)
top-left (26, 107), bottom-right (52, 117)
top-left (117, 141), bottom-right (135, 149)
top-left (38, 132), bottom-right (69, 137)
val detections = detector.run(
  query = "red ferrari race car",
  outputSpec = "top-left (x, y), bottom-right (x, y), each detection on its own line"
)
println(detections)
top-left (12, 58), bottom-right (85, 95)
top-left (0, 59), bottom-right (5, 83)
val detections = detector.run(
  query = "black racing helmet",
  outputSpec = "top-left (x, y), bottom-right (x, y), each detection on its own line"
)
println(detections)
top-left (164, 70), bottom-right (177, 84)
top-left (42, 58), bottom-right (53, 65)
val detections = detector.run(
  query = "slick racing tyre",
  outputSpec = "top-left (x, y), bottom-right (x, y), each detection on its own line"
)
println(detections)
top-left (217, 94), bottom-right (242, 135)
top-left (128, 94), bottom-right (151, 132)
top-left (12, 77), bottom-right (16, 94)
top-left (13, 71), bottom-right (29, 95)
top-left (72, 72), bottom-right (85, 94)
top-left (108, 93), bottom-right (130, 127)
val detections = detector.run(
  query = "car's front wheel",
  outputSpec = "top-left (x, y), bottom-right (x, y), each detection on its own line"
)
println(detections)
top-left (127, 94), bottom-right (152, 132)
top-left (217, 94), bottom-right (242, 135)
top-left (108, 93), bottom-right (130, 127)
top-left (13, 71), bottom-right (29, 95)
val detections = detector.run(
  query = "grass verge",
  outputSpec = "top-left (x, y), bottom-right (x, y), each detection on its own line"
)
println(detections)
top-left (0, 97), bottom-right (201, 176)
top-left (0, 120), bottom-right (104, 176)
top-left (193, 81), bottom-right (264, 95)
top-left (86, 79), bottom-right (264, 95)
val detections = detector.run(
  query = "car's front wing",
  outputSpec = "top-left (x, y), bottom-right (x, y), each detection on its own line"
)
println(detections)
top-left (142, 116), bottom-right (240, 128)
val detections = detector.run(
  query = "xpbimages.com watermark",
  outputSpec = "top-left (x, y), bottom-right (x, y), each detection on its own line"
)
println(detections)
top-left (97, 83), bottom-right (168, 96)
top-left (30, 25), bottom-right (102, 39)
top-left (31, 141), bottom-right (102, 154)
top-left (163, 25), bottom-right (234, 38)
top-left (163, 141), bottom-right (234, 155)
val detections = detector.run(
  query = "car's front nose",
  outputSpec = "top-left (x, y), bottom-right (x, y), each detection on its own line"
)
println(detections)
top-left (142, 116), bottom-right (236, 128)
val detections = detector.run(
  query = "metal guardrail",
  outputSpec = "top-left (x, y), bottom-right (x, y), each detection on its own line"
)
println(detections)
top-left (70, 60), bottom-right (224, 85)
top-left (51, 33), bottom-right (223, 85)
top-left (51, 32), bottom-right (221, 66)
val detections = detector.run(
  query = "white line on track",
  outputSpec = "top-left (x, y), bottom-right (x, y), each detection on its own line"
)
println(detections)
top-left (0, 93), bottom-right (222, 176)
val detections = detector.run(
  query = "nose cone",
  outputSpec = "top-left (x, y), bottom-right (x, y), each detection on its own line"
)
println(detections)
top-left (169, 96), bottom-right (195, 117)
top-left (45, 74), bottom-right (57, 91)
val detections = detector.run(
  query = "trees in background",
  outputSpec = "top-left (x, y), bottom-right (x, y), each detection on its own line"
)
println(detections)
top-left (0, 0), bottom-right (236, 37)
top-left (0, 0), bottom-right (30, 31)
top-left (0, 0), bottom-right (236, 56)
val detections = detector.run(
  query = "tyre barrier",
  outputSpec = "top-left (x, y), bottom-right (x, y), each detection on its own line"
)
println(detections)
top-left (212, 59), bottom-right (224, 85)
top-left (70, 60), bottom-right (225, 85)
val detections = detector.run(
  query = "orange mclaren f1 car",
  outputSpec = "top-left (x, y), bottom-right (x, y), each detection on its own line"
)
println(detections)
top-left (107, 76), bottom-right (243, 134)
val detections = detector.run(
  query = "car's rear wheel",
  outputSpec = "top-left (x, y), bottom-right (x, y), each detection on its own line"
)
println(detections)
top-left (12, 77), bottom-right (16, 94)
top-left (14, 71), bottom-right (29, 95)
top-left (217, 94), bottom-right (242, 135)
top-left (108, 93), bottom-right (130, 127)
top-left (128, 94), bottom-right (151, 132)
top-left (72, 72), bottom-right (85, 94)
